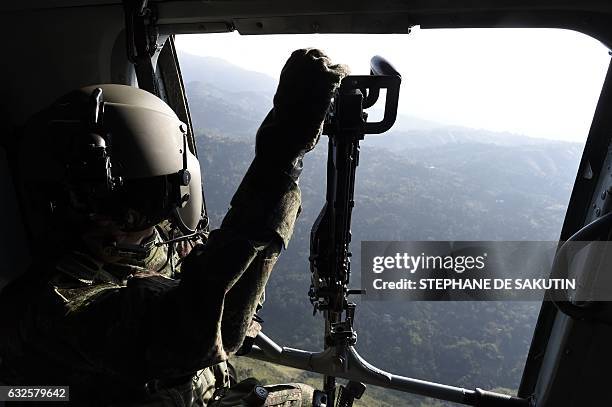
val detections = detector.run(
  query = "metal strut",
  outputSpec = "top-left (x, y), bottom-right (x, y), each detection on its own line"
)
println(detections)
top-left (250, 333), bottom-right (530, 407)
top-left (123, 0), bottom-right (161, 96)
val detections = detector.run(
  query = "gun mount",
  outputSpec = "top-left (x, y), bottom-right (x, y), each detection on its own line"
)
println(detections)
top-left (308, 55), bottom-right (401, 405)
top-left (247, 56), bottom-right (530, 407)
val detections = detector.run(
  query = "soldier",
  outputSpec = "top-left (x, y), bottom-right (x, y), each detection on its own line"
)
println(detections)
top-left (0, 49), bottom-right (349, 406)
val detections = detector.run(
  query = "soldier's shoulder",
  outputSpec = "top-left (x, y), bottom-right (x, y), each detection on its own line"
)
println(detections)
top-left (49, 273), bottom-right (121, 314)
top-left (1, 249), bottom-right (180, 319)
top-left (0, 256), bottom-right (121, 317)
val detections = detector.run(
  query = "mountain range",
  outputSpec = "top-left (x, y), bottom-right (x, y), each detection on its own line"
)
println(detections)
top-left (180, 51), bottom-right (582, 406)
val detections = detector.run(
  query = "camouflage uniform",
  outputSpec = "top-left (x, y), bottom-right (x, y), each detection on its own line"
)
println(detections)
top-left (0, 165), bottom-right (311, 406)
top-left (0, 48), bottom-right (347, 407)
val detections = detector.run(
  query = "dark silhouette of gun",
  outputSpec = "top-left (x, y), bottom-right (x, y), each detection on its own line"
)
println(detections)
top-left (308, 55), bottom-right (401, 406)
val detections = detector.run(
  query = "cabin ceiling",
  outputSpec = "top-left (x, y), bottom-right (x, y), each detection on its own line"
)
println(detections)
top-left (2, 1), bottom-right (612, 48)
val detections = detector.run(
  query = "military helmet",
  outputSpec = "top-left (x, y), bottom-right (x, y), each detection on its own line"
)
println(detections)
top-left (19, 84), bottom-right (204, 244)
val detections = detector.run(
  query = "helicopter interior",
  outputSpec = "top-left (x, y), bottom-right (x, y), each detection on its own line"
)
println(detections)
top-left (2, 1), bottom-right (612, 406)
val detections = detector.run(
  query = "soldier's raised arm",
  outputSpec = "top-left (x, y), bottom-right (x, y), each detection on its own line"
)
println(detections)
top-left (182, 49), bottom-right (349, 354)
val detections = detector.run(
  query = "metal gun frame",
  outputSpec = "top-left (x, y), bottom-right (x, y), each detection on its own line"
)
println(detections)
top-left (248, 56), bottom-right (529, 407)
top-left (308, 56), bottom-right (402, 405)
top-left (250, 333), bottom-right (529, 406)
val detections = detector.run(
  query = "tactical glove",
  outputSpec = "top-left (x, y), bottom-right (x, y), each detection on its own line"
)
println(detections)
top-left (220, 48), bottom-right (349, 247)
top-left (255, 48), bottom-right (350, 170)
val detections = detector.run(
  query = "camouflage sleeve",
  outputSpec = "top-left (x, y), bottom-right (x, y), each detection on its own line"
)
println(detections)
top-left (140, 155), bottom-right (301, 373)
top-left (222, 155), bottom-right (302, 248)
top-left (181, 154), bottom-right (301, 354)
top-left (143, 154), bottom-right (302, 374)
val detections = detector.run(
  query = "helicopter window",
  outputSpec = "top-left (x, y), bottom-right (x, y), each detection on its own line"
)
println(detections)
top-left (176, 28), bottom-right (610, 405)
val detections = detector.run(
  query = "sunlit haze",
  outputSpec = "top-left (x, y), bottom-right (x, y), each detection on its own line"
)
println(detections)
top-left (176, 28), bottom-right (611, 142)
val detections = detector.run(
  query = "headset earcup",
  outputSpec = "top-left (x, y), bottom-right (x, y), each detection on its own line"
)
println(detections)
top-left (174, 152), bottom-right (203, 233)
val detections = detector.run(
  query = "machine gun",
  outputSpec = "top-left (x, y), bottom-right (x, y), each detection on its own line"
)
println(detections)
top-left (251, 56), bottom-right (530, 407)
top-left (308, 56), bottom-right (402, 405)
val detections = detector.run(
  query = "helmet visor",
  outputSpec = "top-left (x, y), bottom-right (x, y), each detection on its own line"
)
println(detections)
top-left (74, 175), bottom-right (177, 232)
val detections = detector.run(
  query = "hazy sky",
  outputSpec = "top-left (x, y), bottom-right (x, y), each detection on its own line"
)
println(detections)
top-left (176, 28), bottom-right (611, 142)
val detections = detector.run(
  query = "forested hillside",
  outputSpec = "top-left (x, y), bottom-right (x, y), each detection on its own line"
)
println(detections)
top-left (182, 53), bottom-right (582, 406)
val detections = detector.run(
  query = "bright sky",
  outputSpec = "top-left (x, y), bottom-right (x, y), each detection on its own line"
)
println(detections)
top-left (176, 27), bottom-right (611, 142)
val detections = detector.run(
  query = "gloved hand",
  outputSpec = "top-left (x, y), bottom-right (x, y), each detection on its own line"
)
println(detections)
top-left (218, 49), bottom-right (349, 249)
top-left (255, 48), bottom-right (350, 168)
